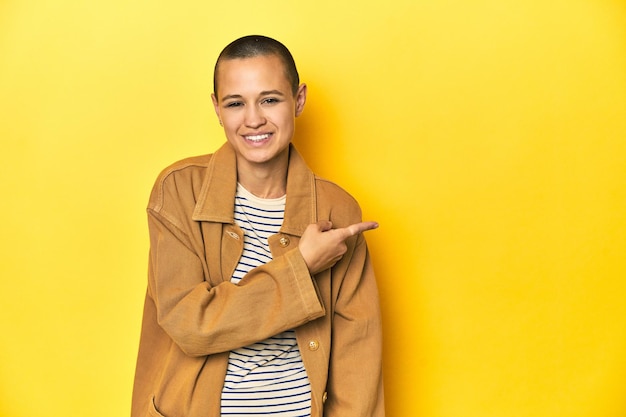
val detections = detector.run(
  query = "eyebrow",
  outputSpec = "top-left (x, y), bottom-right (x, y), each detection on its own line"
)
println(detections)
top-left (220, 90), bottom-right (286, 101)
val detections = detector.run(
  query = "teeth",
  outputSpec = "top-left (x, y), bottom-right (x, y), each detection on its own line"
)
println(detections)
top-left (245, 134), bottom-right (270, 142)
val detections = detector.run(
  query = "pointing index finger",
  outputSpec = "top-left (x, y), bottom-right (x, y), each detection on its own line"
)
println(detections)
top-left (344, 221), bottom-right (379, 237)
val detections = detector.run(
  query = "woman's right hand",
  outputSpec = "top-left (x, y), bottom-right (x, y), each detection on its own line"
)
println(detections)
top-left (298, 220), bottom-right (378, 275)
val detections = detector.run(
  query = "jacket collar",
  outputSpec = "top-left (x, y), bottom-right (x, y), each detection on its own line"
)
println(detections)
top-left (192, 142), bottom-right (317, 237)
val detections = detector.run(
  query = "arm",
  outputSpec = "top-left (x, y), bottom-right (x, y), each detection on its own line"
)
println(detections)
top-left (324, 234), bottom-right (385, 416)
top-left (147, 209), bottom-right (325, 357)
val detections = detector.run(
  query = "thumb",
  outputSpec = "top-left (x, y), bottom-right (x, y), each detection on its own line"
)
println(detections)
top-left (317, 220), bottom-right (333, 232)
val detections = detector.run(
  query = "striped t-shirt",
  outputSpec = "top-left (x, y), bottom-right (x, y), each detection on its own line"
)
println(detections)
top-left (220, 184), bottom-right (312, 417)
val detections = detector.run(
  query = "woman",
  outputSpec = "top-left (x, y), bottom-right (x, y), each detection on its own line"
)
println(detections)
top-left (132, 35), bottom-right (385, 417)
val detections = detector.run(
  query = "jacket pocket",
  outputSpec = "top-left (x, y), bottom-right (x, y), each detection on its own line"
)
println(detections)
top-left (148, 395), bottom-right (167, 417)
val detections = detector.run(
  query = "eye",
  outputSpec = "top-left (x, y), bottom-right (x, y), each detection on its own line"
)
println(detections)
top-left (261, 97), bottom-right (280, 105)
top-left (225, 101), bottom-right (243, 108)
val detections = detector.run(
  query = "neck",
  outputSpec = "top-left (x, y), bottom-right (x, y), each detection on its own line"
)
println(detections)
top-left (236, 159), bottom-right (288, 199)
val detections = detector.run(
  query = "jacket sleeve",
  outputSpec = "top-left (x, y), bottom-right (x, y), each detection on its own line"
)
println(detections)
top-left (147, 208), bottom-right (325, 357)
top-left (325, 233), bottom-right (385, 417)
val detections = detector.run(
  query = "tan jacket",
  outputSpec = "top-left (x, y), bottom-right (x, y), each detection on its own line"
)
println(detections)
top-left (132, 143), bottom-right (384, 417)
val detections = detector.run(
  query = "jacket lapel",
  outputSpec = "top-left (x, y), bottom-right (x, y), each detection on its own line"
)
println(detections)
top-left (191, 142), bottom-right (319, 285)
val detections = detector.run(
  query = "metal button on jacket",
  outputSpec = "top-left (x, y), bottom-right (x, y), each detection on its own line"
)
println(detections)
top-left (308, 340), bottom-right (320, 351)
top-left (226, 230), bottom-right (240, 240)
top-left (279, 236), bottom-right (290, 247)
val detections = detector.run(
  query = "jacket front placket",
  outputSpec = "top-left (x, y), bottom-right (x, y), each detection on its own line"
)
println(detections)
top-left (191, 143), bottom-right (330, 416)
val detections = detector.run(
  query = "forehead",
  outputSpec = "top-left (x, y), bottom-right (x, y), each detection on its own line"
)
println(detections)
top-left (215, 55), bottom-right (290, 97)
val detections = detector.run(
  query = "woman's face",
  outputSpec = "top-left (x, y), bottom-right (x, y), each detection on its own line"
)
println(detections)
top-left (212, 54), bottom-right (307, 174)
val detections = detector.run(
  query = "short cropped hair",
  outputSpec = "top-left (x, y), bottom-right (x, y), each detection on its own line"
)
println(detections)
top-left (213, 35), bottom-right (300, 96)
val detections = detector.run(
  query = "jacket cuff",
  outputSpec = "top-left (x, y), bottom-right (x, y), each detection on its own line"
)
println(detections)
top-left (285, 248), bottom-right (326, 320)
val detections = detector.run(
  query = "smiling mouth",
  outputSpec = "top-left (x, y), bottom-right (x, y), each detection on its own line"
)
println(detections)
top-left (244, 133), bottom-right (271, 142)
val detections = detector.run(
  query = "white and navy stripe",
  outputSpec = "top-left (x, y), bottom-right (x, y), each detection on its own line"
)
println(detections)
top-left (221, 184), bottom-right (311, 417)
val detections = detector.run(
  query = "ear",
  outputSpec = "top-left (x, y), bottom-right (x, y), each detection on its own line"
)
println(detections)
top-left (295, 83), bottom-right (307, 117)
top-left (211, 93), bottom-right (221, 122)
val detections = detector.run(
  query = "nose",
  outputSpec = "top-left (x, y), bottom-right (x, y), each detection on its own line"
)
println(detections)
top-left (244, 105), bottom-right (266, 128)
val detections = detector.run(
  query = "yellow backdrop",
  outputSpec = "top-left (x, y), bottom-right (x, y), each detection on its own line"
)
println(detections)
top-left (1, 0), bottom-right (625, 416)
